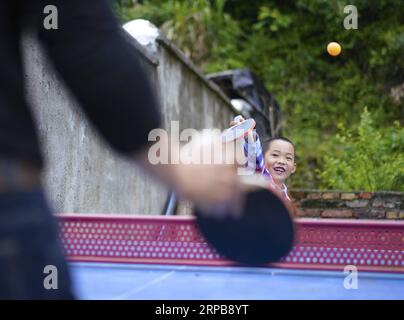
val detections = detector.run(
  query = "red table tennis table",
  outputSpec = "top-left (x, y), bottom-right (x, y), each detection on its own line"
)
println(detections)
top-left (58, 214), bottom-right (404, 299)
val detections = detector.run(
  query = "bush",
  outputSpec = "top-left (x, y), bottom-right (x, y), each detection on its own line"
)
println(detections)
top-left (318, 107), bottom-right (404, 191)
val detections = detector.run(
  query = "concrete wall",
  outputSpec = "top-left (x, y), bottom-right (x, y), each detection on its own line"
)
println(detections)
top-left (22, 31), bottom-right (235, 215)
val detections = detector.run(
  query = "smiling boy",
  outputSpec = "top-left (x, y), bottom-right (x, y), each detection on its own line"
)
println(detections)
top-left (230, 116), bottom-right (296, 201)
top-left (263, 137), bottom-right (296, 200)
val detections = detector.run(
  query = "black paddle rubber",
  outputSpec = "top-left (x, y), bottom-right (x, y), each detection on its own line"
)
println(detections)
top-left (195, 188), bottom-right (295, 265)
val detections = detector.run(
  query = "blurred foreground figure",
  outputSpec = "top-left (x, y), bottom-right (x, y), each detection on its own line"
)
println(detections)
top-left (0, 0), bottom-right (240, 299)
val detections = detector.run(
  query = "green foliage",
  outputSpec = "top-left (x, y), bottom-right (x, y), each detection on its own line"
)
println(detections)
top-left (319, 108), bottom-right (404, 191)
top-left (117, 0), bottom-right (244, 69)
top-left (115, 0), bottom-right (404, 191)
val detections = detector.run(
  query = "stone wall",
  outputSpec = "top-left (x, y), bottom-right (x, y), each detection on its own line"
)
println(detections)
top-left (290, 190), bottom-right (404, 220)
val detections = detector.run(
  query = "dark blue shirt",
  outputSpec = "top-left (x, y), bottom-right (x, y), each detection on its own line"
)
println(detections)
top-left (0, 0), bottom-right (161, 169)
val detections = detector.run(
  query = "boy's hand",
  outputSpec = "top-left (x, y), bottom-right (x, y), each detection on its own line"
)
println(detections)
top-left (229, 115), bottom-right (245, 127)
top-left (229, 115), bottom-right (257, 141)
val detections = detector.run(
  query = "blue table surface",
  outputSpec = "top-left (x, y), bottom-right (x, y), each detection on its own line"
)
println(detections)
top-left (69, 262), bottom-right (404, 300)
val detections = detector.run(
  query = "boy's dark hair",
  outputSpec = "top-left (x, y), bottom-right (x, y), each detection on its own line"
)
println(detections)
top-left (263, 136), bottom-right (297, 160)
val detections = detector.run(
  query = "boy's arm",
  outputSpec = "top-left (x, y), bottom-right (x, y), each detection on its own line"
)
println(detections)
top-left (244, 131), bottom-right (257, 173)
top-left (229, 115), bottom-right (262, 174)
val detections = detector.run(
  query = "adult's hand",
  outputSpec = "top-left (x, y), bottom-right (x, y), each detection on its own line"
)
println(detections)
top-left (134, 133), bottom-right (244, 217)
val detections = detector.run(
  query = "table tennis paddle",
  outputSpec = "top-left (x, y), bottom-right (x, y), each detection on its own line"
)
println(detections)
top-left (221, 118), bottom-right (256, 143)
top-left (194, 175), bottom-right (295, 265)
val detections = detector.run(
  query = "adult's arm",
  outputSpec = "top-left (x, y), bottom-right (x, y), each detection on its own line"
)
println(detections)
top-left (25, 0), bottom-right (160, 155)
top-left (21, 0), bottom-right (243, 208)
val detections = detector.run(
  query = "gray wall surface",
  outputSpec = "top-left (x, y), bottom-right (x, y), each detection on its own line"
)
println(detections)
top-left (22, 30), bottom-right (235, 215)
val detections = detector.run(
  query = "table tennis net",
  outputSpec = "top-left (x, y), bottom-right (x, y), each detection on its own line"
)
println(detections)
top-left (58, 215), bottom-right (403, 273)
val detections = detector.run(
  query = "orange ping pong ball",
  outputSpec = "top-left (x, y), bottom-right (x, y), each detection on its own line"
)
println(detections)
top-left (327, 42), bottom-right (342, 56)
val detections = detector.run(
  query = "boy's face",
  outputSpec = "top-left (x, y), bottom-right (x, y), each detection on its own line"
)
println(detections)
top-left (264, 140), bottom-right (296, 183)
